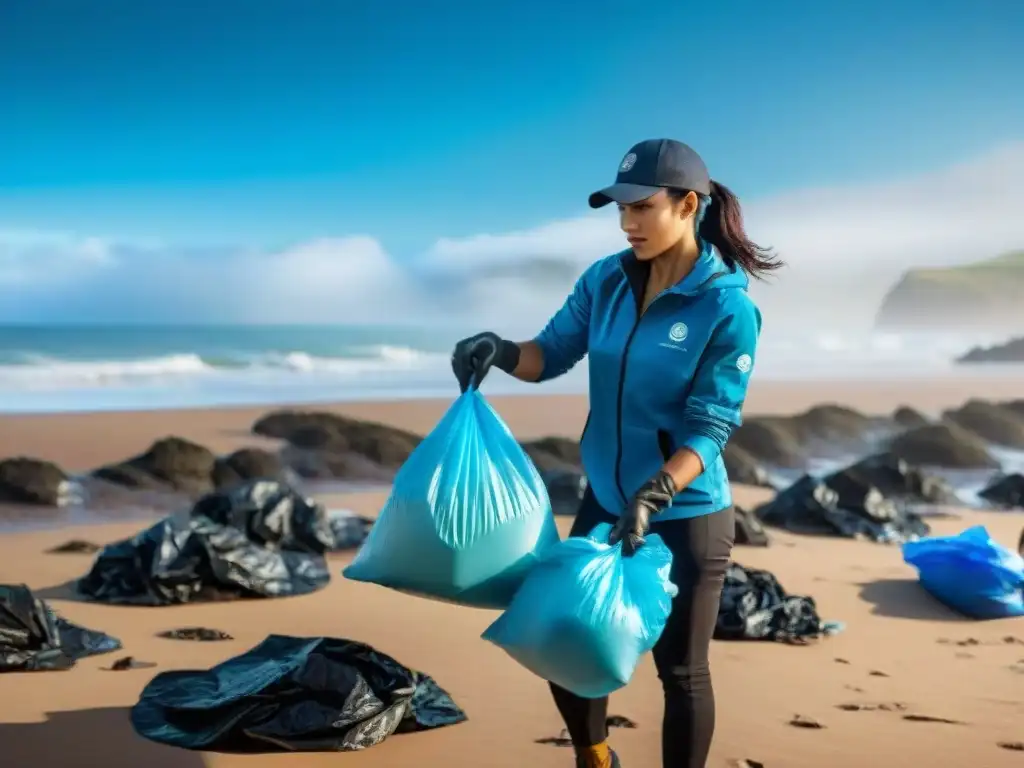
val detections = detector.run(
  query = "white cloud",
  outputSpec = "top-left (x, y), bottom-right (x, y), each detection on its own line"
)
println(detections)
top-left (2, 141), bottom-right (1022, 332)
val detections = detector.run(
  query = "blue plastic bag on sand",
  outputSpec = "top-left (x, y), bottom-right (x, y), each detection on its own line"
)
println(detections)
top-left (342, 388), bottom-right (561, 610)
top-left (902, 525), bottom-right (1024, 620)
top-left (481, 522), bottom-right (678, 698)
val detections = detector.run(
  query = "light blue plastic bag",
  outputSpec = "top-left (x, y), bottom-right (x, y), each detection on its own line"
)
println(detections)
top-left (481, 522), bottom-right (678, 698)
top-left (343, 388), bottom-right (561, 609)
top-left (902, 525), bottom-right (1024, 620)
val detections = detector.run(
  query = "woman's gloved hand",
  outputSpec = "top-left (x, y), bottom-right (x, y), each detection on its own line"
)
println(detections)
top-left (609, 470), bottom-right (676, 555)
top-left (450, 332), bottom-right (521, 393)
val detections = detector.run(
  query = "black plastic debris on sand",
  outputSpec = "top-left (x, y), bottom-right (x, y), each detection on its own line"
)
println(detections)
top-left (76, 479), bottom-right (372, 606)
top-left (0, 583), bottom-right (121, 672)
top-left (46, 540), bottom-right (101, 555)
top-left (754, 459), bottom-right (932, 544)
top-left (105, 655), bottom-right (157, 671)
top-left (734, 507), bottom-right (770, 547)
top-left (978, 473), bottom-right (1024, 510)
top-left (157, 627), bottom-right (233, 642)
top-left (715, 563), bottom-right (841, 643)
top-left (131, 634), bottom-right (467, 752)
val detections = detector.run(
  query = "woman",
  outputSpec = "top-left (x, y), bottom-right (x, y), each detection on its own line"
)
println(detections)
top-left (450, 138), bottom-right (781, 768)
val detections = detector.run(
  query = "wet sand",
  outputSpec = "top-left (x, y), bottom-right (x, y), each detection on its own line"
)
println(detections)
top-left (0, 378), bottom-right (1022, 767)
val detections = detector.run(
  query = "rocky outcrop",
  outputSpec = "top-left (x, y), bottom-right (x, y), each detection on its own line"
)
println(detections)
top-left (731, 404), bottom-right (883, 468)
top-left (211, 448), bottom-right (291, 489)
top-left (252, 410), bottom-right (422, 469)
top-left (887, 423), bottom-right (999, 469)
top-left (93, 437), bottom-right (218, 495)
top-left (957, 336), bottom-right (1024, 364)
top-left (874, 251), bottom-right (1024, 332)
top-left (520, 437), bottom-right (582, 473)
top-left (892, 406), bottom-right (930, 429)
top-left (941, 399), bottom-right (1024, 449)
top-left (723, 444), bottom-right (773, 487)
top-left (0, 458), bottom-right (74, 506)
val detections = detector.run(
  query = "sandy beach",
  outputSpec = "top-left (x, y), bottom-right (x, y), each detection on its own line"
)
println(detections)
top-left (1, 377), bottom-right (1022, 767)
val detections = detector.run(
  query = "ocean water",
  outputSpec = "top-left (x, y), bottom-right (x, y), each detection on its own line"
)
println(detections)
top-left (0, 324), bottom-right (1020, 413)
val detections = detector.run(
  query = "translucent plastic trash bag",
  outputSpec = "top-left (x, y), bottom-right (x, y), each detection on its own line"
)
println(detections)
top-left (481, 522), bottom-right (678, 698)
top-left (342, 388), bottom-right (561, 610)
top-left (902, 525), bottom-right (1024, 620)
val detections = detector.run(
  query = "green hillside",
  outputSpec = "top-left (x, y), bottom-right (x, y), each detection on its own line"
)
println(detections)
top-left (875, 250), bottom-right (1024, 330)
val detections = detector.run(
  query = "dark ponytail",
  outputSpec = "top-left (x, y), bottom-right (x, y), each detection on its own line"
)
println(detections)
top-left (673, 181), bottom-right (783, 279)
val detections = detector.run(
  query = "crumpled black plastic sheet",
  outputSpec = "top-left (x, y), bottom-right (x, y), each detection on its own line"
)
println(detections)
top-left (755, 474), bottom-right (930, 544)
top-left (131, 634), bottom-right (467, 752)
top-left (77, 480), bottom-right (372, 605)
top-left (0, 583), bottom-right (122, 672)
top-left (714, 563), bottom-right (841, 643)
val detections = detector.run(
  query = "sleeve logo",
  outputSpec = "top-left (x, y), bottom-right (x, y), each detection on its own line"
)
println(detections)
top-left (736, 354), bottom-right (752, 373)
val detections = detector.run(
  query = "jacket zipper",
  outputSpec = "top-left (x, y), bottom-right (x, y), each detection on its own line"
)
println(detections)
top-left (612, 269), bottom-right (729, 508)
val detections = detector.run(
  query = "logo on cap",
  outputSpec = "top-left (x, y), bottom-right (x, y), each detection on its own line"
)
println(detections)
top-left (736, 354), bottom-right (752, 373)
top-left (619, 152), bottom-right (637, 172)
top-left (668, 322), bottom-right (688, 342)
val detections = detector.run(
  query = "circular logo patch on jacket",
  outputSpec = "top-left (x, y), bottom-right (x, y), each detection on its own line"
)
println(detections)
top-left (668, 322), bottom-right (688, 342)
top-left (736, 354), bottom-right (752, 373)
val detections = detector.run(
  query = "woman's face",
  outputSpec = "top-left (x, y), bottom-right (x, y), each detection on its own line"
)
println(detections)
top-left (618, 189), bottom-right (699, 261)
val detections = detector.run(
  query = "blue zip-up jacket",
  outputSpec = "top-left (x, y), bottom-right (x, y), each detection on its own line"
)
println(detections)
top-left (532, 242), bottom-right (762, 521)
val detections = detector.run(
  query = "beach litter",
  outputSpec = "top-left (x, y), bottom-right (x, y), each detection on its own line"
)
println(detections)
top-left (131, 634), bottom-right (466, 752)
top-left (76, 479), bottom-right (370, 606)
top-left (343, 387), bottom-right (560, 609)
top-left (0, 583), bottom-right (121, 672)
top-left (715, 563), bottom-right (842, 643)
top-left (902, 525), bottom-right (1024, 619)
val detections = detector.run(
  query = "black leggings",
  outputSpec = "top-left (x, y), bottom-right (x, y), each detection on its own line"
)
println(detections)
top-left (549, 489), bottom-right (734, 768)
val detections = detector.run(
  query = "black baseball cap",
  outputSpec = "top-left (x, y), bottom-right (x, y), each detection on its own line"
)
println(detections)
top-left (588, 138), bottom-right (711, 209)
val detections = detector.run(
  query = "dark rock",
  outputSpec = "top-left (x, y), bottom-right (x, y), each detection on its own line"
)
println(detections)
top-left (979, 473), bottom-right (1024, 509)
top-left (887, 423), bottom-right (999, 469)
top-left (542, 469), bottom-right (587, 516)
top-left (956, 336), bottom-right (1024, 363)
top-left (521, 437), bottom-right (581, 472)
top-left (732, 405), bottom-right (879, 468)
top-left (212, 447), bottom-right (287, 489)
top-left (281, 446), bottom-right (394, 482)
top-left (730, 419), bottom-right (808, 468)
top-left (93, 437), bottom-right (217, 494)
top-left (892, 406), bottom-right (930, 429)
top-left (942, 399), bottom-right (1024, 448)
top-left (156, 627), bottom-right (233, 641)
top-left (825, 453), bottom-right (957, 505)
top-left (0, 457), bottom-right (71, 506)
top-left (789, 404), bottom-right (877, 443)
top-left (253, 410), bottom-right (421, 469)
top-left (1000, 398), bottom-right (1024, 418)
top-left (724, 444), bottom-right (773, 487)
top-left (754, 474), bottom-right (930, 543)
top-left (734, 506), bottom-right (770, 546)
top-left (46, 539), bottom-right (101, 554)
top-left (105, 655), bottom-right (156, 671)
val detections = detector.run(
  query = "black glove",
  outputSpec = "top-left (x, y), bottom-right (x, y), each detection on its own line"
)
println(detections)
top-left (609, 470), bottom-right (676, 556)
top-left (450, 331), bottom-right (521, 393)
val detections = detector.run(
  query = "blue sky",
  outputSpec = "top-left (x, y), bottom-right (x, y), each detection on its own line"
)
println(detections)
top-left (0, 0), bottom-right (1022, 327)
